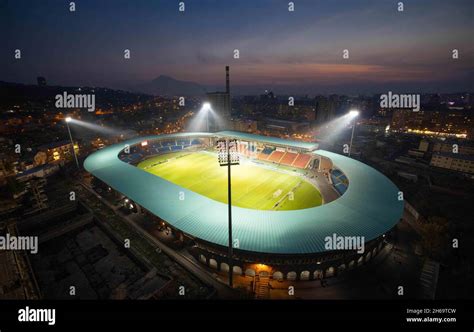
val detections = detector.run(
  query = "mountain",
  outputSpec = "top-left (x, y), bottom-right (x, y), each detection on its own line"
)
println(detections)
top-left (132, 75), bottom-right (206, 97)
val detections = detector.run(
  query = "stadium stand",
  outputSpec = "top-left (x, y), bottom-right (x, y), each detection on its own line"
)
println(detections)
top-left (119, 138), bottom-right (205, 165)
top-left (268, 150), bottom-right (285, 163)
top-left (331, 169), bottom-right (349, 195)
top-left (280, 152), bottom-right (298, 166)
top-left (292, 153), bottom-right (311, 169)
top-left (177, 139), bottom-right (190, 146)
top-left (120, 152), bottom-right (144, 164)
top-left (161, 140), bottom-right (176, 147)
top-left (238, 143), bottom-right (250, 156)
top-left (258, 146), bottom-right (274, 160)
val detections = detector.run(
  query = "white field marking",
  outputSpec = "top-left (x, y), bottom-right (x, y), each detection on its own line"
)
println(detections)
top-left (272, 181), bottom-right (303, 210)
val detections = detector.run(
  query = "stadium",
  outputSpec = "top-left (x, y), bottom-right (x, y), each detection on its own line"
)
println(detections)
top-left (84, 131), bottom-right (404, 281)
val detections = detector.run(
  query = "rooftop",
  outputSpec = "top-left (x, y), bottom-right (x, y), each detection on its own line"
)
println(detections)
top-left (433, 152), bottom-right (474, 161)
top-left (216, 130), bottom-right (318, 151)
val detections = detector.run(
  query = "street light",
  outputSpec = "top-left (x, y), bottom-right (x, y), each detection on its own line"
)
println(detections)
top-left (216, 138), bottom-right (239, 288)
top-left (348, 110), bottom-right (359, 157)
top-left (65, 117), bottom-right (80, 169)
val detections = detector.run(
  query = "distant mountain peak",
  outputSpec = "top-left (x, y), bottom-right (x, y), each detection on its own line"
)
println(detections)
top-left (152, 75), bottom-right (173, 80)
top-left (134, 75), bottom-right (205, 97)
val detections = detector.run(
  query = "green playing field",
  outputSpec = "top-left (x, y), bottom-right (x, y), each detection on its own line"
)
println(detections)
top-left (137, 151), bottom-right (322, 211)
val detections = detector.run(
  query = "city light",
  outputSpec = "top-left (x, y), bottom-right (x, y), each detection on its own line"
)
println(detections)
top-left (65, 116), bottom-right (72, 123)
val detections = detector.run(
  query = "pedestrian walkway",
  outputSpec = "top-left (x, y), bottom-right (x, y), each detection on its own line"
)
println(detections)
top-left (419, 260), bottom-right (439, 299)
top-left (255, 276), bottom-right (270, 299)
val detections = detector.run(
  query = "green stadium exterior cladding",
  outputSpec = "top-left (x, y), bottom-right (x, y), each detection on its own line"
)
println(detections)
top-left (83, 131), bottom-right (404, 255)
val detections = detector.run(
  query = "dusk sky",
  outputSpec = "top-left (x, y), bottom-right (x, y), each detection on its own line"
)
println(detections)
top-left (2, 0), bottom-right (473, 94)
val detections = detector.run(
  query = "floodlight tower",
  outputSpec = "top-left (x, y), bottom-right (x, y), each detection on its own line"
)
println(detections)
top-left (216, 138), bottom-right (240, 288)
top-left (348, 110), bottom-right (359, 157)
top-left (65, 117), bottom-right (80, 169)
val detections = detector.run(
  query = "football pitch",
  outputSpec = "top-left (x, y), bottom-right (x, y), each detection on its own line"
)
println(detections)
top-left (137, 151), bottom-right (322, 211)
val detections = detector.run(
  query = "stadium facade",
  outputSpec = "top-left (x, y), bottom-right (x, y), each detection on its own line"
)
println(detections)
top-left (84, 131), bottom-right (404, 281)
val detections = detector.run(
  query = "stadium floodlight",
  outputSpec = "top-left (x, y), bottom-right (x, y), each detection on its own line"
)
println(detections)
top-left (349, 110), bottom-right (359, 117)
top-left (216, 138), bottom-right (240, 288)
top-left (65, 116), bottom-right (80, 169)
top-left (348, 110), bottom-right (360, 157)
top-left (201, 102), bottom-right (212, 132)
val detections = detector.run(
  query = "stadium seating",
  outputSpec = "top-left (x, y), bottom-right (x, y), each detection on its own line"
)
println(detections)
top-left (177, 139), bottom-right (190, 146)
top-left (331, 169), bottom-right (349, 195)
top-left (334, 182), bottom-right (348, 195)
top-left (238, 143), bottom-right (249, 156)
top-left (268, 150), bottom-right (285, 163)
top-left (119, 138), bottom-right (205, 165)
top-left (257, 146), bottom-right (275, 160)
top-left (161, 140), bottom-right (176, 147)
top-left (280, 152), bottom-right (298, 166)
top-left (292, 154), bottom-right (311, 169)
top-left (331, 169), bottom-right (344, 178)
top-left (120, 152), bottom-right (144, 164)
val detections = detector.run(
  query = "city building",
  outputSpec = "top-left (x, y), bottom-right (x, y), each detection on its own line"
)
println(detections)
top-left (390, 109), bottom-right (473, 139)
top-left (0, 220), bottom-right (41, 299)
top-left (37, 140), bottom-right (79, 164)
top-left (314, 96), bottom-right (337, 125)
top-left (430, 152), bottom-right (474, 174)
top-left (231, 118), bottom-right (258, 133)
top-left (260, 118), bottom-right (311, 136)
top-left (432, 141), bottom-right (474, 155)
top-left (206, 66), bottom-right (231, 131)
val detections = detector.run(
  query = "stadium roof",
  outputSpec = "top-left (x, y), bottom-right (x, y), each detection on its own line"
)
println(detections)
top-left (433, 152), bottom-right (474, 161)
top-left (216, 130), bottom-right (318, 151)
top-left (84, 132), bottom-right (403, 255)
